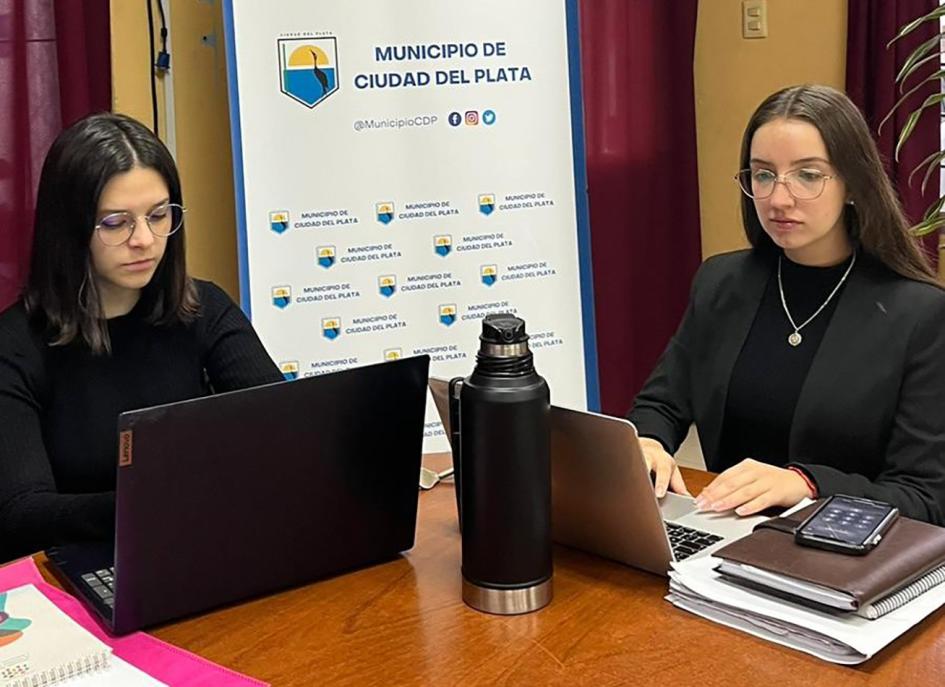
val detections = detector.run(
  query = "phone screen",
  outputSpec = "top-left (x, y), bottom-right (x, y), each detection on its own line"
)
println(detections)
top-left (801, 497), bottom-right (896, 546)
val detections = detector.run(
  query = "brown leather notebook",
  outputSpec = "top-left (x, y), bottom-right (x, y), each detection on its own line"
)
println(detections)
top-left (714, 503), bottom-right (945, 610)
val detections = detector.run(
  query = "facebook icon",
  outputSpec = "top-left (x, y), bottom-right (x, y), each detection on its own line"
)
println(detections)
top-left (448, 111), bottom-right (462, 126)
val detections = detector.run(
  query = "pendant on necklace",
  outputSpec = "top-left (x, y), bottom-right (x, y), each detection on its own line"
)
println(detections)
top-left (788, 331), bottom-right (802, 347)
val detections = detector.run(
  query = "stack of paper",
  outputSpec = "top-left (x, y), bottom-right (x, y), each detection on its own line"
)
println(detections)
top-left (667, 555), bottom-right (945, 664)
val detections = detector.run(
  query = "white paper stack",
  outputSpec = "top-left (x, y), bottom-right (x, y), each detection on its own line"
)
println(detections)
top-left (667, 555), bottom-right (945, 664)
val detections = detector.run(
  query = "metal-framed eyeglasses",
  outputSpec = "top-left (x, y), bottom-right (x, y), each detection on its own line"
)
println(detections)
top-left (735, 168), bottom-right (837, 201)
top-left (94, 203), bottom-right (186, 247)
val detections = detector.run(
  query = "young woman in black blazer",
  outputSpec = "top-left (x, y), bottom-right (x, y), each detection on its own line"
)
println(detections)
top-left (0, 114), bottom-right (282, 562)
top-left (628, 85), bottom-right (945, 524)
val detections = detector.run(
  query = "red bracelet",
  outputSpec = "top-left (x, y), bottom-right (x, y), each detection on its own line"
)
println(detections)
top-left (788, 466), bottom-right (818, 498)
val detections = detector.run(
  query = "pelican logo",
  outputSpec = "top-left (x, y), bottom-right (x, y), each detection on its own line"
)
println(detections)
top-left (278, 37), bottom-right (339, 108)
top-left (376, 202), bottom-right (394, 225)
top-left (271, 286), bottom-right (292, 309)
top-left (270, 210), bottom-right (290, 234)
top-left (384, 347), bottom-right (402, 361)
top-left (280, 361), bottom-right (300, 381)
top-left (481, 264), bottom-right (497, 286)
top-left (119, 430), bottom-right (133, 467)
top-left (322, 317), bottom-right (341, 340)
top-left (439, 303), bottom-right (457, 326)
top-left (478, 194), bottom-right (495, 216)
top-left (378, 274), bottom-right (397, 298)
top-left (434, 234), bottom-right (452, 257)
top-left (316, 245), bottom-right (336, 269)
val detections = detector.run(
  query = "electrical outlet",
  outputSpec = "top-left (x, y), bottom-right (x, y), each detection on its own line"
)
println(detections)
top-left (742, 0), bottom-right (768, 39)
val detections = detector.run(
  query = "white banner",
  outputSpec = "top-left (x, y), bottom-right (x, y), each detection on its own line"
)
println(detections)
top-left (223, 0), bottom-right (598, 450)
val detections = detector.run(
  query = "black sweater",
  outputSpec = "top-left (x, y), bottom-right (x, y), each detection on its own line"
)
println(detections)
top-left (0, 280), bottom-right (282, 561)
top-left (717, 255), bottom-right (851, 469)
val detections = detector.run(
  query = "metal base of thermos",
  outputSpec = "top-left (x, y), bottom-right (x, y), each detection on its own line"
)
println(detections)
top-left (462, 578), bottom-right (553, 615)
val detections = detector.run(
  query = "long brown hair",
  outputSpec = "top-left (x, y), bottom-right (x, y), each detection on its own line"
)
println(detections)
top-left (24, 113), bottom-right (198, 353)
top-left (739, 84), bottom-right (939, 285)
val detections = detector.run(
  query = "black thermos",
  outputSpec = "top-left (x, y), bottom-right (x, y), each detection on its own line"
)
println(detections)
top-left (449, 313), bottom-right (552, 614)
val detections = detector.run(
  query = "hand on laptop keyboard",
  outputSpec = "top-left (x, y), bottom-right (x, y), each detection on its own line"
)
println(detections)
top-left (639, 437), bottom-right (690, 498)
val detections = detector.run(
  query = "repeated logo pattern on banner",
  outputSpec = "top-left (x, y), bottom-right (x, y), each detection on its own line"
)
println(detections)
top-left (224, 0), bottom-right (597, 450)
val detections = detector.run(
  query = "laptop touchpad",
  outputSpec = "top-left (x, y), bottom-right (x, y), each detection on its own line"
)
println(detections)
top-left (658, 492), bottom-right (698, 521)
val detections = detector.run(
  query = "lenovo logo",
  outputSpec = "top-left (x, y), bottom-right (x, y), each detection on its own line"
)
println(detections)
top-left (119, 430), bottom-right (133, 466)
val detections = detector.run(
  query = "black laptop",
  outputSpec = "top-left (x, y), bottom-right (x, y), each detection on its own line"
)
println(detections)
top-left (47, 355), bottom-right (429, 634)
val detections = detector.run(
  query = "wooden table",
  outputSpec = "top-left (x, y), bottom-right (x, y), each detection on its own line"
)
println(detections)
top-left (36, 464), bottom-right (945, 686)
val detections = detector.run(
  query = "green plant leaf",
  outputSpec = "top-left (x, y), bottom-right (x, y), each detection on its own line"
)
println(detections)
top-left (895, 110), bottom-right (922, 161)
top-left (912, 215), bottom-right (945, 237)
top-left (906, 149), bottom-right (945, 195)
top-left (894, 93), bottom-right (945, 161)
top-left (888, 5), bottom-right (945, 44)
top-left (919, 152), bottom-right (945, 195)
top-left (879, 68), bottom-right (945, 135)
top-left (897, 53), bottom-right (942, 93)
top-left (894, 33), bottom-right (942, 85)
top-left (921, 195), bottom-right (945, 221)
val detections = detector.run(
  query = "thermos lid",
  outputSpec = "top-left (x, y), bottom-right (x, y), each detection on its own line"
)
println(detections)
top-left (479, 314), bottom-right (530, 359)
top-left (480, 314), bottom-right (528, 344)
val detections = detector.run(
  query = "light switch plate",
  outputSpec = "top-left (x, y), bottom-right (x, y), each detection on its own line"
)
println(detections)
top-left (742, 0), bottom-right (768, 39)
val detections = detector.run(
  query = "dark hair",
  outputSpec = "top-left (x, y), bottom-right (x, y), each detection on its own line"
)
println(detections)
top-left (739, 84), bottom-right (938, 285)
top-left (24, 112), bottom-right (198, 353)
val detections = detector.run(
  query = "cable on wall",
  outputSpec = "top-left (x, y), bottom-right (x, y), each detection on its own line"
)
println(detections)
top-left (146, 0), bottom-right (159, 136)
top-left (155, 0), bottom-right (171, 71)
top-left (146, 0), bottom-right (171, 137)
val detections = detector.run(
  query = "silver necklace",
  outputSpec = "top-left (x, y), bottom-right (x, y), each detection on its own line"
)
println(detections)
top-left (777, 252), bottom-right (856, 347)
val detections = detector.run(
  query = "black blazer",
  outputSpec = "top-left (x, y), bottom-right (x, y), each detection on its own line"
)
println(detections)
top-left (629, 249), bottom-right (945, 524)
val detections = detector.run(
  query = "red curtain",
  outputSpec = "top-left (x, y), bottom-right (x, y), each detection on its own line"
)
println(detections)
top-left (847, 0), bottom-right (940, 267)
top-left (579, 0), bottom-right (702, 415)
top-left (0, 0), bottom-right (111, 312)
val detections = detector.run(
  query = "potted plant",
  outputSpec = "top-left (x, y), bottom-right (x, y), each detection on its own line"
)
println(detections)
top-left (883, 5), bottom-right (945, 247)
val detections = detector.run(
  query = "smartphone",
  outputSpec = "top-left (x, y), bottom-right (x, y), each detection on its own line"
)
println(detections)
top-left (794, 494), bottom-right (899, 555)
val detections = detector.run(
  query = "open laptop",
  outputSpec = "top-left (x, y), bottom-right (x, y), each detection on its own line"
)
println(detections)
top-left (47, 355), bottom-right (430, 634)
top-left (428, 377), bottom-right (767, 576)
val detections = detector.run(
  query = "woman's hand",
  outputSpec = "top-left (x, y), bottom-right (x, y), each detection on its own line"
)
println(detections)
top-left (639, 437), bottom-right (690, 498)
top-left (696, 459), bottom-right (813, 516)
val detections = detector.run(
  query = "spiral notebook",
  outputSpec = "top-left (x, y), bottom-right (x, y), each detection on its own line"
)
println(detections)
top-left (860, 564), bottom-right (945, 619)
top-left (0, 584), bottom-right (110, 687)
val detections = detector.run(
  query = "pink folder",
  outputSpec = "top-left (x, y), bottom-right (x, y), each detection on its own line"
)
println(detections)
top-left (0, 557), bottom-right (268, 686)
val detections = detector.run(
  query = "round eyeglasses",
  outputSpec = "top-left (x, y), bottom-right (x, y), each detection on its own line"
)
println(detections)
top-left (94, 203), bottom-right (186, 246)
top-left (735, 169), bottom-right (837, 201)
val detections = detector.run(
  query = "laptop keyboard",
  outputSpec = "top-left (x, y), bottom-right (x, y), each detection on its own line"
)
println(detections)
top-left (666, 522), bottom-right (723, 560)
top-left (80, 568), bottom-right (115, 608)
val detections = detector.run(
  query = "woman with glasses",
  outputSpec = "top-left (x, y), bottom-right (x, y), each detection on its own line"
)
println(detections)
top-left (0, 113), bottom-right (282, 561)
top-left (629, 84), bottom-right (945, 524)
